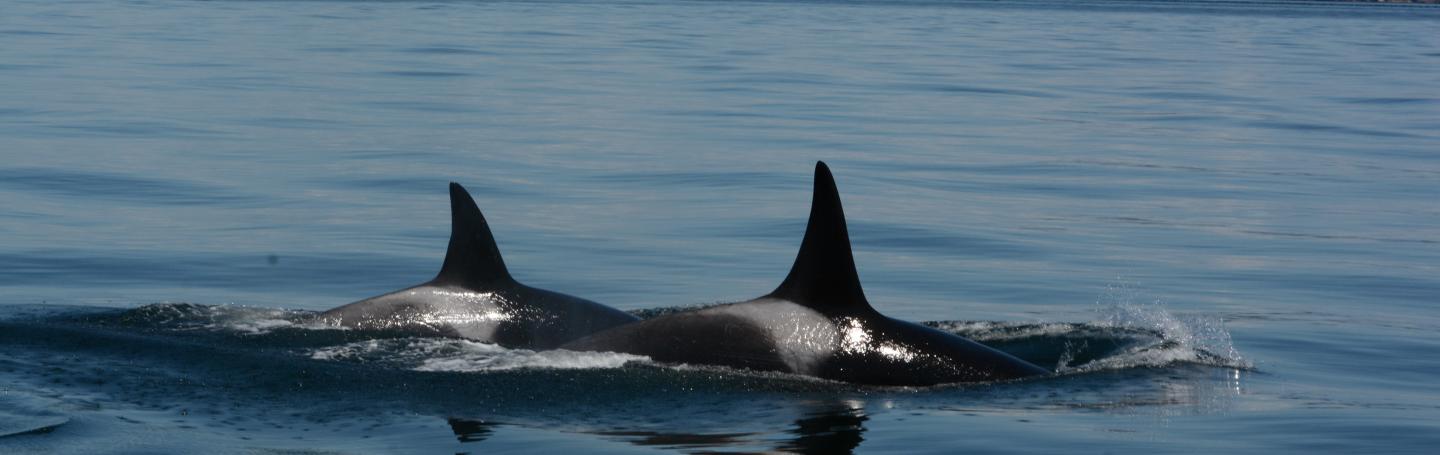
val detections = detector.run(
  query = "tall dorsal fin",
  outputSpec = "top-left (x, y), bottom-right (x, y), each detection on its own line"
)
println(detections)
top-left (433, 182), bottom-right (513, 286)
top-left (766, 162), bottom-right (875, 315)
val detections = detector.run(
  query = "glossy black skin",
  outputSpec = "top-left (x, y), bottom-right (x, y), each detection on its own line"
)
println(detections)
top-left (564, 305), bottom-right (792, 373)
top-left (320, 281), bottom-right (638, 350)
top-left (317, 183), bottom-right (639, 350)
top-left (564, 162), bottom-right (1049, 386)
top-left (562, 297), bottom-right (1046, 386)
top-left (816, 316), bottom-right (1049, 385)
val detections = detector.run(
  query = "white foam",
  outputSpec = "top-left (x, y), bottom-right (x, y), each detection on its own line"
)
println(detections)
top-left (125, 303), bottom-right (339, 335)
top-left (215, 311), bottom-right (346, 335)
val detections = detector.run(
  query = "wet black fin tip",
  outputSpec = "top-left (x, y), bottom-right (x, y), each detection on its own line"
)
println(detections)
top-left (768, 161), bottom-right (874, 315)
top-left (435, 182), bottom-right (513, 285)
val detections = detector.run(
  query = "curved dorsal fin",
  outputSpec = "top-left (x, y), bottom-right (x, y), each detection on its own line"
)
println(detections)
top-left (766, 162), bottom-right (875, 315)
top-left (433, 182), bottom-right (513, 286)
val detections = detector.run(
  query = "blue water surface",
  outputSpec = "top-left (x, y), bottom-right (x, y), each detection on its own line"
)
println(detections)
top-left (2, 0), bottom-right (1438, 453)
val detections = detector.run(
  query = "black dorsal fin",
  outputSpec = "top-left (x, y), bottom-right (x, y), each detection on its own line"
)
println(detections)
top-left (433, 182), bottom-right (513, 286)
top-left (766, 162), bottom-right (875, 315)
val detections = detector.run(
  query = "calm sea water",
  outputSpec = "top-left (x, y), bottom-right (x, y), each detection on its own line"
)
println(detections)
top-left (3, 0), bottom-right (1438, 453)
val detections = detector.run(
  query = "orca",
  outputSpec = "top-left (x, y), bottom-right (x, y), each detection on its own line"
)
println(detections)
top-left (318, 183), bottom-right (638, 350)
top-left (563, 162), bottom-right (1049, 386)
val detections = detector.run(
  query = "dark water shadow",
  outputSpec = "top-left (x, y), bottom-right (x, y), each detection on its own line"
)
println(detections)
top-left (448, 401), bottom-right (868, 454)
top-left (447, 417), bottom-right (498, 443)
top-left (775, 403), bottom-right (868, 455)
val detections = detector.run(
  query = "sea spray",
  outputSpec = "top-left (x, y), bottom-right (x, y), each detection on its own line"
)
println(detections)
top-left (928, 281), bottom-right (1249, 374)
top-left (1078, 280), bottom-right (1249, 372)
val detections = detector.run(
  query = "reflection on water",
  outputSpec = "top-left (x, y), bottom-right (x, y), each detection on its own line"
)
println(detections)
top-left (448, 401), bottom-right (869, 454)
top-left (1021, 365), bottom-right (1253, 421)
top-left (447, 417), bottom-right (497, 443)
top-left (441, 377), bottom-right (1259, 453)
top-left (591, 430), bottom-right (757, 451)
top-left (776, 402), bottom-right (868, 455)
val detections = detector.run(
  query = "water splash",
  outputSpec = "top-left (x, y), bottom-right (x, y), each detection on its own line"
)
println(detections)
top-left (1076, 281), bottom-right (1248, 372)
top-left (930, 281), bottom-right (1249, 374)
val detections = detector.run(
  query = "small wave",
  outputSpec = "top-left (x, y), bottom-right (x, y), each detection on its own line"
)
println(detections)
top-left (934, 317), bottom-right (1246, 374)
top-left (930, 284), bottom-right (1249, 374)
top-left (114, 303), bottom-right (335, 334)
top-left (0, 168), bottom-right (257, 206)
top-left (0, 392), bottom-right (69, 439)
top-left (310, 338), bottom-right (650, 372)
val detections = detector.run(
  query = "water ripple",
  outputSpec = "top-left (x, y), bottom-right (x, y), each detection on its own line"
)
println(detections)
top-left (359, 100), bottom-right (484, 113)
top-left (46, 121), bottom-right (227, 138)
top-left (330, 177), bottom-right (531, 197)
top-left (378, 70), bottom-right (475, 78)
top-left (586, 170), bottom-right (798, 190)
top-left (397, 46), bottom-right (495, 56)
top-left (1244, 120), bottom-right (1421, 139)
top-left (849, 220), bottom-right (1039, 260)
top-left (0, 168), bottom-right (258, 206)
top-left (903, 83), bottom-right (1058, 98)
top-left (0, 250), bottom-right (428, 295)
top-left (1329, 96), bottom-right (1438, 106)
